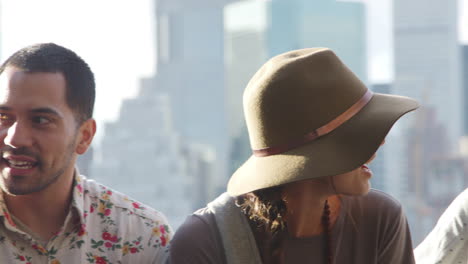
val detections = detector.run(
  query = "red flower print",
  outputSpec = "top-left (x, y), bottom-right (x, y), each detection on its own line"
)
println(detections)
top-left (90, 205), bottom-right (94, 213)
top-left (102, 232), bottom-right (112, 240)
top-left (160, 225), bottom-right (166, 234)
top-left (32, 244), bottom-right (47, 254)
top-left (132, 202), bottom-right (140, 209)
top-left (76, 184), bottom-right (83, 193)
top-left (95, 257), bottom-right (107, 264)
top-left (110, 236), bottom-right (119, 243)
top-left (161, 235), bottom-right (167, 247)
top-left (135, 241), bottom-right (140, 245)
top-left (78, 224), bottom-right (86, 236)
top-left (105, 242), bottom-right (113, 248)
top-left (107, 190), bottom-right (112, 195)
top-left (104, 209), bottom-right (111, 216)
top-left (19, 256), bottom-right (25, 261)
top-left (130, 247), bottom-right (138, 254)
top-left (3, 210), bottom-right (16, 227)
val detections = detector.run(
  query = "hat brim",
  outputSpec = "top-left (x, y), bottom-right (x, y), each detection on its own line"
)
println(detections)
top-left (227, 93), bottom-right (419, 196)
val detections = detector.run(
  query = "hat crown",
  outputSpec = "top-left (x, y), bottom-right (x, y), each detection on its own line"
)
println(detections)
top-left (244, 48), bottom-right (368, 150)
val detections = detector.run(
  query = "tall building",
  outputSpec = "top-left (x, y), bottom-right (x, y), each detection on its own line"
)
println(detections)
top-left (463, 45), bottom-right (468, 135)
top-left (225, 29), bottom-right (267, 140)
top-left (426, 156), bottom-right (468, 220)
top-left (268, 0), bottom-right (367, 81)
top-left (149, 0), bottom-right (237, 192)
top-left (393, 0), bottom-right (461, 243)
top-left (369, 83), bottom-right (392, 192)
top-left (77, 146), bottom-right (94, 178)
top-left (393, 0), bottom-right (461, 151)
top-left (225, 28), bottom-right (267, 174)
top-left (91, 78), bottom-right (216, 228)
top-left (460, 45), bottom-right (468, 155)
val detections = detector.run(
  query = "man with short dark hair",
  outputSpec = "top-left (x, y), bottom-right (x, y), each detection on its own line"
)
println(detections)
top-left (0, 43), bottom-right (172, 263)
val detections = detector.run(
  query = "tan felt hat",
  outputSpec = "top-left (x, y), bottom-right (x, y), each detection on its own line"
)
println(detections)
top-left (227, 48), bottom-right (419, 196)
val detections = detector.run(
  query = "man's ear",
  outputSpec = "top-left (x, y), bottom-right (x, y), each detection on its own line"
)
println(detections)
top-left (76, 119), bottom-right (97, 155)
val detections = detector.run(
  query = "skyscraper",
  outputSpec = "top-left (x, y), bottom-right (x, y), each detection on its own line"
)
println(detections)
top-left (393, 0), bottom-right (462, 243)
top-left (151, 0), bottom-right (237, 190)
top-left (77, 146), bottom-right (94, 177)
top-left (91, 78), bottom-right (216, 228)
top-left (369, 83), bottom-right (392, 192)
top-left (463, 45), bottom-right (468, 136)
top-left (394, 0), bottom-right (461, 151)
top-left (268, 0), bottom-right (367, 81)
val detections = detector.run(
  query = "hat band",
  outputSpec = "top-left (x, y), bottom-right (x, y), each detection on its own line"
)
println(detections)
top-left (253, 90), bottom-right (374, 157)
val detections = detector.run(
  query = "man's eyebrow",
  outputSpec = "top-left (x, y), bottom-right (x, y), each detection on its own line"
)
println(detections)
top-left (30, 107), bottom-right (62, 117)
top-left (0, 106), bottom-right (63, 117)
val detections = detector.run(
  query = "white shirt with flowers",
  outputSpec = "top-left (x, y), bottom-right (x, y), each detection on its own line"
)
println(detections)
top-left (0, 173), bottom-right (172, 264)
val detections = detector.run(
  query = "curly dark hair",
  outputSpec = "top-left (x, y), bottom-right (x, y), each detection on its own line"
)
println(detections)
top-left (236, 178), bottom-right (343, 264)
top-left (237, 186), bottom-right (287, 234)
top-left (237, 186), bottom-right (288, 263)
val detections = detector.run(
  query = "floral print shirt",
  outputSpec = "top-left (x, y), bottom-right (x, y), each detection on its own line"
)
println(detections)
top-left (0, 173), bottom-right (172, 264)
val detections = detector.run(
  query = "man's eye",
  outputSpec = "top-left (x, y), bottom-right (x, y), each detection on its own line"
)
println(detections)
top-left (32, 116), bottom-right (51, 125)
top-left (0, 113), bottom-right (14, 125)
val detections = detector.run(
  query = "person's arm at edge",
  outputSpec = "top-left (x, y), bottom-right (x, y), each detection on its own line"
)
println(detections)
top-left (414, 188), bottom-right (468, 264)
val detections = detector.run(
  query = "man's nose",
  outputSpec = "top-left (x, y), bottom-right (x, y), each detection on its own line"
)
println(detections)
top-left (3, 121), bottom-right (33, 148)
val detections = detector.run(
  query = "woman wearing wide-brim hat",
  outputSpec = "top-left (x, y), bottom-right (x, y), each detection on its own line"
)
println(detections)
top-left (169, 48), bottom-right (418, 264)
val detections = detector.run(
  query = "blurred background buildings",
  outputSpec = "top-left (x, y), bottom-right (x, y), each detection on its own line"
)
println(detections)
top-left (92, 0), bottom-right (468, 242)
top-left (93, 0), bottom-right (468, 244)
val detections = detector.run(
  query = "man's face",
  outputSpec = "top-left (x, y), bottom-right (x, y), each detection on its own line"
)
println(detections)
top-left (0, 66), bottom-right (81, 195)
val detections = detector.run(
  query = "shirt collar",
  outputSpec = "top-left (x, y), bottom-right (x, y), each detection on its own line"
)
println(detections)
top-left (0, 190), bottom-right (18, 230)
top-left (71, 167), bottom-right (87, 226)
top-left (0, 167), bottom-right (87, 229)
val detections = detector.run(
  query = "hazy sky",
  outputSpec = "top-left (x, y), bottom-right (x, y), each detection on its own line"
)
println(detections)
top-left (364, 0), bottom-right (468, 82)
top-left (0, 0), bottom-right (155, 140)
top-left (1, 0), bottom-right (467, 138)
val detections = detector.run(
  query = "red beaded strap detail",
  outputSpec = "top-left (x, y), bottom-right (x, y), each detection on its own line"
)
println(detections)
top-left (253, 90), bottom-right (373, 157)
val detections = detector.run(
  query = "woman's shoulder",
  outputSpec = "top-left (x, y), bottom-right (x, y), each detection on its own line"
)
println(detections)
top-left (173, 207), bottom-right (219, 241)
top-left (343, 189), bottom-right (405, 219)
top-left (169, 207), bottom-right (226, 264)
top-left (355, 189), bottom-right (402, 206)
top-left (364, 189), bottom-right (403, 209)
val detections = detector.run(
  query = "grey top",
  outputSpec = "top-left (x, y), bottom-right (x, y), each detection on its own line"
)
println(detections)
top-left (169, 189), bottom-right (415, 264)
